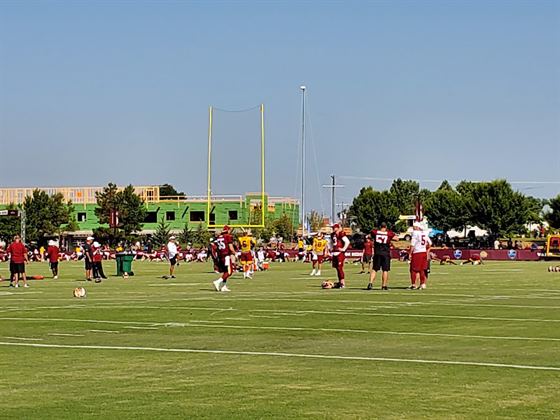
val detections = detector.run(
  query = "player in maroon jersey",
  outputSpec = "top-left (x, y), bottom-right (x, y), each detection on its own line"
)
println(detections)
top-left (330, 224), bottom-right (351, 288)
top-left (212, 225), bottom-right (236, 292)
top-left (359, 235), bottom-right (373, 274)
top-left (368, 222), bottom-right (398, 290)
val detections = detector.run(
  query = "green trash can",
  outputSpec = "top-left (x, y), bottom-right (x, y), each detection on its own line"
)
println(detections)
top-left (116, 253), bottom-right (125, 276)
top-left (122, 254), bottom-right (134, 275)
top-left (116, 253), bottom-right (134, 276)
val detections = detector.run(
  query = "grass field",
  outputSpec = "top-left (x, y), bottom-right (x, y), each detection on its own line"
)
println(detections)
top-left (1, 258), bottom-right (559, 419)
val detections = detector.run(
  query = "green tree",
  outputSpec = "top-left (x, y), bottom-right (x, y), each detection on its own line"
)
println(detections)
top-left (178, 223), bottom-right (194, 245)
top-left (152, 217), bottom-right (171, 247)
top-left (457, 180), bottom-right (531, 236)
top-left (389, 179), bottom-right (420, 215)
top-left (273, 214), bottom-right (294, 240)
top-left (94, 183), bottom-right (147, 244)
top-left (425, 182), bottom-right (468, 232)
top-left (348, 187), bottom-right (400, 232)
top-left (307, 210), bottom-right (324, 232)
top-left (192, 224), bottom-right (212, 248)
top-left (23, 190), bottom-right (77, 245)
top-left (160, 184), bottom-right (185, 199)
top-left (546, 195), bottom-right (560, 229)
top-left (0, 203), bottom-right (21, 244)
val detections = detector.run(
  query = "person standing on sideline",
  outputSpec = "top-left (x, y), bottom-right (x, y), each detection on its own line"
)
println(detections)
top-left (7, 235), bottom-right (29, 288)
top-left (409, 222), bottom-right (432, 290)
top-left (368, 222), bottom-right (398, 290)
top-left (330, 224), bottom-right (350, 288)
top-left (83, 236), bottom-right (94, 281)
top-left (310, 232), bottom-right (328, 276)
top-left (92, 241), bottom-right (106, 282)
top-left (46, 240), bottom-right (60, 279)
top-left (360, 235), bottom-right (373, 274)
top-left (238, 231), bottom-right (255, 279)
top-left (166, 236), bottom-right (178, 278)
top-left (212, 225), bottom-right (236, 292)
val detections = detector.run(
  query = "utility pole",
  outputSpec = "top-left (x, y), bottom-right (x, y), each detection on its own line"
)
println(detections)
top-left (322, 174), bottom-right (344, 224)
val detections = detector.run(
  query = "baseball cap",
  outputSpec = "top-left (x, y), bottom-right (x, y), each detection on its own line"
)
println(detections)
top-left (86, 236), bottom-right (94, 241)
top-left (222, 225), bottom-right (231, 232)
top-left (169, 236), bottom-right (176, 240)
top-left (332, 223), bottom-right (340, 229)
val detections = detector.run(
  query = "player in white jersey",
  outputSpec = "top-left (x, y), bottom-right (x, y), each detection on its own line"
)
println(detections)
top-left (409, 222), bottom-right (432, 290)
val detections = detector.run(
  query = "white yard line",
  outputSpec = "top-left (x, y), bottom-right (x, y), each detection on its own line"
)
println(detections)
top-left (48, 333), bottom-right (85, 337)
top-left (123, 326), bottom-right (159, 330)
top-left (0, 341), bottom-right (558, 372)
top-left (3, 336), bottom-right (43, 341)
top-left (2, 316), bottom-right (560, 342)
top-left (88, 329), bottom-right (120, 333)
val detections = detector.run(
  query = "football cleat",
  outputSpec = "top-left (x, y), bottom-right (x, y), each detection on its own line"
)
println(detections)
top-left (220, 285), bottom-right (231, 292)
top-left (367, 283), bottom-right (373, 290)
top-left (213, 279), bottom-right (223, 291)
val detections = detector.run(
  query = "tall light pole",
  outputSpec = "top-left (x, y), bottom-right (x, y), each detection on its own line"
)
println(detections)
top-left (300, 85), bottom-right (306, 234)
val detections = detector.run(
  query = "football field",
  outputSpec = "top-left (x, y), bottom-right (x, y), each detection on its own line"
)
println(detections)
top-left (1, 259), bottom-right (559, 419)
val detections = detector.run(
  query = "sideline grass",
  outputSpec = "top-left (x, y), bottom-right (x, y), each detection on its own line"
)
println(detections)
top-left (1, 259), bottom-right (559, 419)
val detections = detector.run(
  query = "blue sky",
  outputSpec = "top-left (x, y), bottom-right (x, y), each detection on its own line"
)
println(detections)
top-left (0, 0), bottom-right (559, 214)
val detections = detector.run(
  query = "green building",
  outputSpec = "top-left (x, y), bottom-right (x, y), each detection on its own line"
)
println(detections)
top-left (0, 186), bottom-right (299, 237)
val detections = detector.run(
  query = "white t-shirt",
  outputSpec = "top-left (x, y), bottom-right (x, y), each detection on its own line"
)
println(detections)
top-left (411, 230), bottom-right (431, 254)
top-left (167, 241), bottom-right (178, 258)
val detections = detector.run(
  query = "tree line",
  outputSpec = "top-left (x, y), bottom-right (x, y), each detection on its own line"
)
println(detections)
top-left (348, 179), bottom-right (556, 237)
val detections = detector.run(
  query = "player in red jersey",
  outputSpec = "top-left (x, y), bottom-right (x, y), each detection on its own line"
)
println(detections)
top-left (408, 223), bottom-right (432, 290)
top-left (46, 240), bottom-right (60, 279)
top-left (7, 235), bottom-right (29, 288)
top-left (360, 235), bottom-right (373, 274)
top-left (368, 222), bottom-right (398, 290)
top-left (330, 224), bottom-right (350, 288)
top-left (212, 225), bottom-right (236, 292)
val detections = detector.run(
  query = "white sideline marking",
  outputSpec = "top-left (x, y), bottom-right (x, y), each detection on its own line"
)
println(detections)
top-left (3, 336), bottom-right (43, 341)
top-left (88, 329), bottom-right (119, 333)
top-left (0, 341), bottom-right (558, 372)
top-left (48, 333), bottom-right (84, 337)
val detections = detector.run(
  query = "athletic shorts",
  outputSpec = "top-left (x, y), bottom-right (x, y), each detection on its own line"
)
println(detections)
top-left (10, 262), bottom-right (25, 274)
top-left (410, 252), bottom-right (428, 272)
top-left (314, 255), bottom-right (324, 264)
top-left (169, 256), bottom-right (177, 266)
top-left (362, 254), bottom-right (372, 263)
top-left (85, 260), bottom-right (93, 270)
top-left (50, 262), bottom-right (59, 270)
top-left (240, 252), bottom-right (253, 263)
top-left (373, 254), bottom-right (391, 272)
top-left (216, 256), bottom-right (232, 275)
top-left (331, 253), bottom-right (345, 268)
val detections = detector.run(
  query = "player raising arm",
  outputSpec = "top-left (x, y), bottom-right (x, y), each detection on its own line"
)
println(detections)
top-left (409, 222), bottom-right (432, 290)
top-left (212, 226), bottom-right (236, 292)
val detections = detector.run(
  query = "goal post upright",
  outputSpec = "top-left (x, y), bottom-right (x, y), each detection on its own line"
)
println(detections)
top-left (206, 103), bottom-right (266, 229)
top-left (207, 106), bottom-right (213, 228)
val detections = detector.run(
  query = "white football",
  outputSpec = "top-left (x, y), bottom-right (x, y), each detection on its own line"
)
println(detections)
top-left (73, 287), bottom-right (87, 298)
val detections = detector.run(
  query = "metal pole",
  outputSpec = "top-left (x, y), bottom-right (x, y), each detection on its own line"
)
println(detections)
top-left (300, 86), bottom-right (306, 234)
top-left (20, 208), bottom-right (26, 244)
top-left (331, 175), bottom-right (335, 223)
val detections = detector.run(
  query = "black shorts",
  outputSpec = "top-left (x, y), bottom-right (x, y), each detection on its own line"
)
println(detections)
top-left (85, 260), bottom-right (93, 270)
top-left (216, 256), bottom-right (232, 275)
top-left (362, 254), bottom-right (372, 263)
top-left (10, 262), bottom-right (25, 275)
top-left (50, 262), bottom-right (59, 270)
top-left (373, 254), bottom-right (391, 272)
top-left (169, 256), bottom-right (177, 266)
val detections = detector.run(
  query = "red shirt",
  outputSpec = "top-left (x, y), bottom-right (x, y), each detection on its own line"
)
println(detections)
top-left (92, 246), bottom-right (103, 262)
top-left (7, 242), bottom-right (27, 263)
top-left (47, 245), bottom-right (60, 263)
top-left (363, 240), bottom-right (373, 256)
top-left (331, 231), bottom-right (348, 252)
top-left (215, 233), bottom-right (233, 257)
